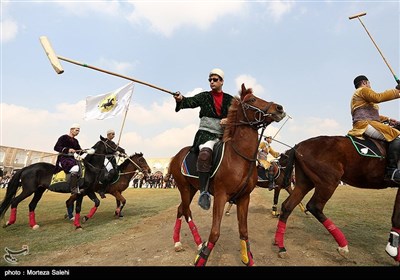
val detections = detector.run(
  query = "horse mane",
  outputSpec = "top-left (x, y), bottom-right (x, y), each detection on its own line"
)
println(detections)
top-left (118, 153), bottom-right (143, 170)
top-left (222, 86), bottom-right (253, 142)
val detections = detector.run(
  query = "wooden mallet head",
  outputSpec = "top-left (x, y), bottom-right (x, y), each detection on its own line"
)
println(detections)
top-left (349, 12), bottom-right (366, 20)
top-left (39, 36), bottom-right (64, 74)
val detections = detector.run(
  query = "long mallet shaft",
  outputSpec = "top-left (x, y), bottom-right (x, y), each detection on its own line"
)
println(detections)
top-left (39, 36), bottom-right (178, 95)
top-left (349, 12), bottom-right (399, 83)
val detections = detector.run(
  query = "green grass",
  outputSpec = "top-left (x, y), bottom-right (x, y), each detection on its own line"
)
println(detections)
top-left (0, 188), bottom-right (180, 263)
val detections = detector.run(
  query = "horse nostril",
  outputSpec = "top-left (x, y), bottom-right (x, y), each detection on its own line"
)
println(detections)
top-left (277, 105), bottom-right (283, 112)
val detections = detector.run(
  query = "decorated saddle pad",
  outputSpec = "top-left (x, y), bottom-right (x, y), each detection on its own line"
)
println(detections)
top-left (346, 134), bottom-right (385, 158)
top-left (49, 163), bottom-right (85, 193)
top-left (180, 141), bottom-right (225, 178)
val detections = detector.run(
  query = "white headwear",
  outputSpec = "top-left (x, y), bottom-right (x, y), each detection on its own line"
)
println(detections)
top-left (107, 129), bottom-right (115, 134)
top-left (70, 123), bottom-right (80, 129)
top-left (209, 68), bottom-right (224, 80)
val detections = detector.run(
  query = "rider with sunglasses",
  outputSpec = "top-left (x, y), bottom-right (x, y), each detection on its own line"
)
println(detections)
top-left (173, 68), bottom-right (234, 210)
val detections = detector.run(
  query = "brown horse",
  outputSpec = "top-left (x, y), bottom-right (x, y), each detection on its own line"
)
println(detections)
top-left (274, 135), bottom-right (400, 264)
top-left (64, 153), bottom-right (151, 221)
top-left (225, 154), bottom-right (307, 217)
top-left (167, 84), bottom-right (286, 266)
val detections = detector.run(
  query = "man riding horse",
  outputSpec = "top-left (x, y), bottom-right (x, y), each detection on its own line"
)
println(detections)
top-left (173, 68), bottom-right (234, 210)
top-left (348, 75), bottom-right (400, 184)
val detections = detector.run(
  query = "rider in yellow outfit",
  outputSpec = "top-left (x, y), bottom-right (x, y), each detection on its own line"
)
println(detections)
top-left (258, 136), bottom-right (280, 190)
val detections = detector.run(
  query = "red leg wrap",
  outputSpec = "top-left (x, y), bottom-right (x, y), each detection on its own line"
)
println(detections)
top-left (188, 220), bottom-right (202, 246)
top-left (86, 207), bottom-right (97, 218)
top-left (8, 208), bottom-right (17, 225)
top-left (194, 242), bottom-right (215, 267)
top-left (274, 220), bottom-right (286, 247)
top-left (173, 218), bottom-right (182, 243)
top-left (323, 218), bottom-right (348, 247)
top-left (74, 213), bottom-right (81, 227)
top-left (29, 211), bottom-right (37, 227)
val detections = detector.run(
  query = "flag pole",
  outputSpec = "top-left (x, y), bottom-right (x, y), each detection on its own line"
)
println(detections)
top-left (117, 85), bottom-right (133, 146)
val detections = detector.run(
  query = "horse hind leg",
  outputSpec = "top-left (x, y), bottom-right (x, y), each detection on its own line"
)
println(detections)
top-left (306, 193), bottom-right (349, 257)
top-left (5, 189), bottom-right (34, 227)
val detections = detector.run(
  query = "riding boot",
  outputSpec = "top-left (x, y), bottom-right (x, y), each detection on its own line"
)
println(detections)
top-left (384, 138), bottom-right (400, 185)
top-left (267, 165), bottom-right (275, 191)
top-left (69, 173), bottom-right (80, 195)
top-left (197, 147), bottom-right (213, 210)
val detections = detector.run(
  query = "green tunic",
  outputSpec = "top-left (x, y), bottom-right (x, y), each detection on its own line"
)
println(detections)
top-left (175, 91), bottom-right (234, 153)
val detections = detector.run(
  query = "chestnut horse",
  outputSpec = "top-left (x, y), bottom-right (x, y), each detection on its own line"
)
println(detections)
top-left (0, 136), bottom-right (118, 229)
top-left (274, 134), bottom-right (400, 264)
top-left (64, 153), bottom-right (151, 221)
top-left (225, 154), bottom-right (307, 217)
top-left (167, 84), bottom-right (286, 266)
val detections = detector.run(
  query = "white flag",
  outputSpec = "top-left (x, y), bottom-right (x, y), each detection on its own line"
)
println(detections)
top-left (84, 82), bottom-right (134, 120)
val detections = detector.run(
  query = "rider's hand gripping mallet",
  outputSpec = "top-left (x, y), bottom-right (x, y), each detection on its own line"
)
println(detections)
top-left (39, 36), bottom-right (179, 95)
top-left (349, 12), bottom-right (399, 84)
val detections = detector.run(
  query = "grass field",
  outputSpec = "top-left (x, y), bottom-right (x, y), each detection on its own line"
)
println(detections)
top-left (0, 185), bottom-right (399, 267)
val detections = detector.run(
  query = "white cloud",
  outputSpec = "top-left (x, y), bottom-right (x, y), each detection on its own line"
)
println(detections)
top-left (127, 1), bottom-right (245, 37)
top-left (1, 19), bottom-right (18, 43)
top-left (235, 75), bottom-right (265, 96)
top-left (267, 0), bottom-right (295, 22)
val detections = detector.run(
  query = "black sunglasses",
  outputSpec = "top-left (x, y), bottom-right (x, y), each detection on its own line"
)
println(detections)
top-left (208, 78), bottom-right (220, 83)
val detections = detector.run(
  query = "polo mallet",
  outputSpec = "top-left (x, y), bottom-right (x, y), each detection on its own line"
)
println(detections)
top-left (349, 12), bottom-right (399, 84)
top-left (39, 36), bottom-right (178, 95)
top-left (272, 114), bottom-right (292, 140)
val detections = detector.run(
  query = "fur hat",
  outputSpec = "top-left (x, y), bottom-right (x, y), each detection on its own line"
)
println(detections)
top-left (70, 123), bottom-right (80, 129)
top-left (353, 75), bottom-right (368, 89)
top-left (209, 68), bottom-right (224, 80)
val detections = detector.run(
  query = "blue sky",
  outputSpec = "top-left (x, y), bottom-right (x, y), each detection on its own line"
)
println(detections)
top-left (1, 0), bottom-right (399, 159)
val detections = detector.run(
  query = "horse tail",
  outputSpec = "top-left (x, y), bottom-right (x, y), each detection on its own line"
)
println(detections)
top-left (283, 146), bottom-right (297, 188)
top-left (0, 168), bottom-right (23, 219)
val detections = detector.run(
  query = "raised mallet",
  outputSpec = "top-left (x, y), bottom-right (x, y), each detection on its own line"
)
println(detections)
top-left (39, 36), bottom-right (178, 95)
top-left (349, 12), bottom-right (399, 83)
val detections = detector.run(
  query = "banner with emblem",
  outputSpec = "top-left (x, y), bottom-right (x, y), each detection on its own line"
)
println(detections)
top-left (84, 82), bottom-right (134, 120)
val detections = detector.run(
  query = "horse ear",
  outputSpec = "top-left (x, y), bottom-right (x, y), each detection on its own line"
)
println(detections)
top-left (100, 135), bottom-right (105, 141)
top-left (241, 83), bottom-right (247, 100)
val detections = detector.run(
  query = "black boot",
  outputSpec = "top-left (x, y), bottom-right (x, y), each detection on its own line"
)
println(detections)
top-left (197, 147), bottom-right (213, 210)
top-left (267, 165), bottom-right (275, 191)
top-left (384, 138), bottom-right (400, 185)
top-left (69, 173), bottom-right (80, 195)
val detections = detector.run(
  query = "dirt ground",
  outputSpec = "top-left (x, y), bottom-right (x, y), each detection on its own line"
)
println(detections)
top-left (15, 187), bottom-right (398, 268)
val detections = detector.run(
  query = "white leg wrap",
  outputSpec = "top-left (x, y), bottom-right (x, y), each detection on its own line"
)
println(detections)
top-left (385, 231), bottom-right (399, 257)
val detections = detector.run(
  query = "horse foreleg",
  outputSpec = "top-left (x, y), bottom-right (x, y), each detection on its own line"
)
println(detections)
top-left (225, 202), bottom-right (233, 216)
top-left (27, 188), bottom-right (45, 230)
top-left (82, 192), bottom-right (100, 223)
top-left (272, 188), bottom-right (281, 217)
top-left (188, 218), bottom-right (202, 248)
top-left (113, 192), bottom-right (126, 218)
top-left (194, 194), bottom-right (225, 266)
top-left (237, 195), bottom-right (254, 266)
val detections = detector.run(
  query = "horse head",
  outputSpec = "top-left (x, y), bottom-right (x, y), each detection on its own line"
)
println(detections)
top-left (239, 83), bottom-right (286, 128)
top-left (129, 153), bottom-right (152, 179)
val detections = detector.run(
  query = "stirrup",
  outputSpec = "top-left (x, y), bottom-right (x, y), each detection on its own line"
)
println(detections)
top-left (198, 191), bottom-right (211, 210)
top-left (385, 169), bottom-right (400, 184)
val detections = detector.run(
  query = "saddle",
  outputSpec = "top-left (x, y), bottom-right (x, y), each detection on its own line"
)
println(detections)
top-left (48, 163), bottom-right (85, 193)
top-left (346, 134), bottom-right (387, 158)
top-left (257, 161), bottom-right (279, 182)
top-left (180, 141), bottom-right (224, 178)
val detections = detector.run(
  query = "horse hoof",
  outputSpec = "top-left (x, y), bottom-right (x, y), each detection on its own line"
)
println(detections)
top-left (75, 226), bottom-right (83, 230)
top-left (271, 211), bottom-right (280, 217)
top-left (278, 251), bottom-right (288, 259)
top-left (337, 245), bottom-right (349, 258)
top-left (174, 242), bottom-right (183, 252)
top-left (70, 217), bottom-right (74, 221)
top-left (32, 224), bottom-right (40, 230)
top-left (82, 216), bottom-right (89, 223)
top-left (225, 212), bottom-right (230, 216)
